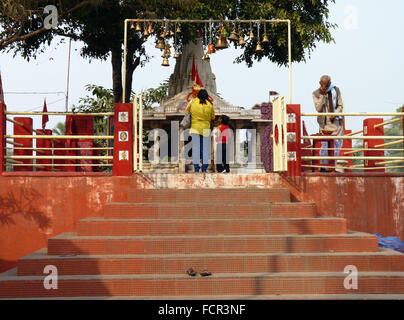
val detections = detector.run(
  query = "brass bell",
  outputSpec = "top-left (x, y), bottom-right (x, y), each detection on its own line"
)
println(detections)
top-left (143, 28), bottom-right (149, 38)
top-left (159, 31), bottom-right (166, 39)
top-left (174, 51), bottom-right (180, 59)
top-left (262, 34), bottom-right (269, 43)
top-left (162, 58), bottom-right (170, 67)
top-left (228, 30), bottom-right (238, 42)
top-left (238, 35), bottom-right (246, 46)
top-left (148, 23), bottom-right (154, 34)
top-left (202, 53), bottom-right (210, 61)
top-left (130, 22), bottom-right (135, 30)
top-left (215, 36), bottom-right (228, 50)
top-left (255, 41), bottom-right (263, 53)
top-left (176, 25), bottom-right (181, 33)
top-left (249, 31), bottom-right (255, 40)
top-left (169, 30), bottom-right (175, 38)
top-left (135, 22), bottom-right (142, 32)
top-left (155, 39), bottom-right (165, 50)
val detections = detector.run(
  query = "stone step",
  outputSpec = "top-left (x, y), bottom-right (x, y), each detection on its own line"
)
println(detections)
top-left (2, 270), bottom-right (404, 298)
top-left (47, 232), bottom-right (379, 255)
top-left (126, 188), bottom-right (291, 204)
top-left (17, 248), bottom-right (404, 276)
top-left (104, 202), bottom-right (317, 219)
top-left (77, 217), bottom-right (347, 236)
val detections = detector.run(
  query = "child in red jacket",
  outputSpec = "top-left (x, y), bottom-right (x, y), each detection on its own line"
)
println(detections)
top-left (215, 115), bottom-right (231, 173)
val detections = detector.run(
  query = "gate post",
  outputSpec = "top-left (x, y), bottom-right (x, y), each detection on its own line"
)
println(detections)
top-left (112, 103), bottom-right (133, 176)
top-left (363, 118), bottom-right (384, 172)
top-left (285, 104), bottom-right (301, 176)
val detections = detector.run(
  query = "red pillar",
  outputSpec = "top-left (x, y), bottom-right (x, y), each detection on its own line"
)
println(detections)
top-left (0, 103), bottom-right (6, 175)
top-left (112, 103), bottom-right (133, 176)
top-left (13, 117), bottom-right (33, 171)
top-left (363, 118), bottom-right (384, 172)
top-left (342, 129), bottom-right (353, 172)
top-left (285, 104), bottom-right (301, 176)
top-left (53, 139), bottom-right (66, 172)
top-left (73, 116), bottom-right (94, 172)
top-left (36, 129), bottom-right (52, 171)
top-left (65, 115), bottom-right (77, 172)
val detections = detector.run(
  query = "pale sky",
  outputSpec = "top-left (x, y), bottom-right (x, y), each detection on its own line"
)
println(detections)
top-left (1, 0), bottom-right (403, 135)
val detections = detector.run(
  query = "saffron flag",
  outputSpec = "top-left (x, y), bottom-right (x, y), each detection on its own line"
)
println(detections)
top-left (0, 73), bottom-right (4, 104)
top-left (42, 98), bottom-right (49, 130)
top-left (191, 56), bottom-right (204, 88)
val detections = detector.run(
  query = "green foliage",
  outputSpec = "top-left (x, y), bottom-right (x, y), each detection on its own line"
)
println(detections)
top-left (52, 122), bottom-right (66, 135)
top-left (142, 79), bottom-right (170, 109)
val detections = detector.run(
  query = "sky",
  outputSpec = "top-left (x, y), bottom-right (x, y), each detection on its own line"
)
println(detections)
top-left (1, 0), bottom-right (404, 135)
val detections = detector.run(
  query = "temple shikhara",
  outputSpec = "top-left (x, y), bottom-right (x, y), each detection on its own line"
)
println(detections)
top-left (0, 16), bottom-right (403, 302)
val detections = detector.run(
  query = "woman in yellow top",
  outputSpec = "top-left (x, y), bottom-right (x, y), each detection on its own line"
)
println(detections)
top-left (184, 89), bottom-right (215, 172)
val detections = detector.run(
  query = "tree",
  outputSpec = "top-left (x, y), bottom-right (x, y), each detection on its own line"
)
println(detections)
top-left (52, 122), bottom-right (66, 135)
top-left (1, 0), bottom-right (337, 103)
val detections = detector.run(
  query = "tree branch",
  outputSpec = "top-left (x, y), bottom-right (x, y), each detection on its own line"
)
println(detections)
top-left (0, 0), bottom-right (100, 50)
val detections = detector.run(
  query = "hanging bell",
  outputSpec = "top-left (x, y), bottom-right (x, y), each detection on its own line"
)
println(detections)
top-left (228, 29), bottom-right (238, 42)
top-left (162, 58), bottom-right (170, 67)
top-left (143, 28), bottom-right (149, 38)
top-left (249, 31), bottom-right (255, 40)
top-left (176, 24), bottom-right (181, 33)
top-left (135, 22), bottom-right (142, 33)
top-left (148, 23), bottom-right (154, 34)
top-left (130, 22), bottom-right (135, 30)
top-left (202, 53), bottom-right (210, 61)
top-left (262, 34), bottom-right (269, 43)
top-left (255, 41), bottom-right (263, 53)
top-left (169, 30), bottom-right (175, 38)
top-left (215, 36), bottom-right (228, 50)
top-left (155, 39), bottom-right (165, 50)
top-left (238, 35), bottom-right (246, 46)
top-left (174, 51), bottom-right (180, 59)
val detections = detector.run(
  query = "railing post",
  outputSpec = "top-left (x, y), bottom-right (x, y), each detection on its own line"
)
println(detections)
top-left (112, 103), bottom-right (133, 176)
top-left (363, 118), bottom-right (384, 172)
top-left (0, 103), bottom-right (6, 174)
top-left (286, 104), bottom-right (301, 176)
top-left (341, 129), bottom-right (353, 172)
top-left (13, 117), bottom-right (33, 171)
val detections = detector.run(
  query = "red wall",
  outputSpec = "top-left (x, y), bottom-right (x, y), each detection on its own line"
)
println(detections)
top-left (0, 173), bottom-right (403, 273)
top-left (0, 173), bottom-right (133, 273)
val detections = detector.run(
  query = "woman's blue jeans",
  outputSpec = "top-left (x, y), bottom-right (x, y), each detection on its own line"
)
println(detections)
top-left (191, 133), bottom-right (210, 172)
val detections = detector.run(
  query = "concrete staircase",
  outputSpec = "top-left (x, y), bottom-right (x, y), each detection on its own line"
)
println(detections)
top-left (1, 187), bottom-right (404, 299)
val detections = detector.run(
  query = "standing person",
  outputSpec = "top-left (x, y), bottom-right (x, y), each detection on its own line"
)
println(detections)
top-left (312, 75), bottom-right (344, 170)
top-left (184, 89), bottom-right (215, 173)
top-left (215, 115), bottom-right (231, 173)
